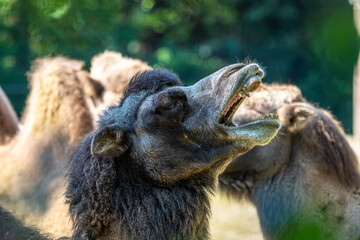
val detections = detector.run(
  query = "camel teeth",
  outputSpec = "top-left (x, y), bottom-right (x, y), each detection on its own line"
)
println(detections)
top-left (259, 113), bottom-right (278, 121)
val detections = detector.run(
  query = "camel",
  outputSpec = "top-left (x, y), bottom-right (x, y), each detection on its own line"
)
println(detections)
top-left (0, 51), bottom-right (148, 144)
top-left (90, 50), bottom-right (151, 113)
top-left (0, 57), bottom-right (102, 238)
top-left (66, 64), bottom-right (281, 239)
top-left (0, 87), bottom-right (19, 145)
top-left (219, 84), bottom-right (360, 240)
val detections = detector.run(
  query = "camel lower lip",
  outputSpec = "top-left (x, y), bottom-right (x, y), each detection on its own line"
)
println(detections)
top-left (234, 115), bottom-right (280, 126)
top-left (226, 118), bottom-right (281, 144)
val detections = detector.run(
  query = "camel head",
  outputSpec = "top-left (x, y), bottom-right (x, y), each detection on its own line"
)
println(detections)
top-left (220, 88), bottom-right (360, 240)
top-left (224, 102), bottom-right (314, 176)
top-left (223, 101), bottom-right (358, 190)
top-left (91, 64), bottom-right (281, 183)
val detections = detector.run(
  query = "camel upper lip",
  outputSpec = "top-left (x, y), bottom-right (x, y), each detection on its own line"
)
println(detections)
top-left (218, 66), bottom-right (264, 126)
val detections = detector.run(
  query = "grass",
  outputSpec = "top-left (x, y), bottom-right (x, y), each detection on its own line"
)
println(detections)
top-left (210, 193), bottom-right (262, 240)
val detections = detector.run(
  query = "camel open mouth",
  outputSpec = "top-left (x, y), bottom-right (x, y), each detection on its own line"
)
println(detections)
top-left (218, 70), bottom-right (263, 126)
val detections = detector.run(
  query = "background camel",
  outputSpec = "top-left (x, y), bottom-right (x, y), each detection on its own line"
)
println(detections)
top-left (90, 50), bottom-right (152, 114)
top-left (0, 51), bottom-right (147, 144)
top-left (219, 84), bottom-right (360, 239)
top-left (66, 64), bottom-right (281, 239)
top-left (0, 52), bottom-right (152, 238)
top-left (0, 87), bottom-right (19, 145)
top-left (0, 57), bottom-right (101, 238)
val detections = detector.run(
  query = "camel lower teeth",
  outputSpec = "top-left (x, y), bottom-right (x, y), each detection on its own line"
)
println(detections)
top-left (258, 113), bottom-right (278, 120)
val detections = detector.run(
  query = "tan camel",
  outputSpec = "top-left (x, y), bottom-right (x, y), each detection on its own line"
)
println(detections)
top-left (0, 57), bottom-right (101, 238)
top-left (90, 50), bottom-right (152, 113)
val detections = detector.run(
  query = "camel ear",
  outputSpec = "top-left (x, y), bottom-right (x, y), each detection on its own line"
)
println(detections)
top-left (278, 102), bottom-right (314, 133)
top-left (91, 125), bottom-right (129, 156)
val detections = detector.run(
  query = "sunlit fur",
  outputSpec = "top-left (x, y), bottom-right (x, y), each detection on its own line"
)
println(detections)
top-left (220, 84), bottom-right (360, 240)
top-left (0, 57), bottom-right (100, 238)
top-left (90, 50), bottom-right (152, 113)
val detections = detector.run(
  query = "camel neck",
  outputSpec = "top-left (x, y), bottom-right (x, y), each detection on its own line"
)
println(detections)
top-left (107, 161), bottom-right (214, 240)
top-left (69, 149), bottom-right (215, 240)
top-left (250, 167), bottom-right (359, 240)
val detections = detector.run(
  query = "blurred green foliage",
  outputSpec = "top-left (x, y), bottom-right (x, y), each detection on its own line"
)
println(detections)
top-left (0, 0), bottom-right (357, 132)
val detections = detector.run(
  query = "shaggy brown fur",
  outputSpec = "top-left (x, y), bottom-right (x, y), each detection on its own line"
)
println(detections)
top-left (0, 57), bottom-right (100, 238)
top-left (0, 87), bottom-right (19, 145)
top-left (220, 84), bottom-right (360, 240)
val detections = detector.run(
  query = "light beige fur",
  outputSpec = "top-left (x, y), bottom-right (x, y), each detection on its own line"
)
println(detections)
top-left (90, 51), bottom-right (152, 113)
top-left (0, 57), bottom-right (97, 238)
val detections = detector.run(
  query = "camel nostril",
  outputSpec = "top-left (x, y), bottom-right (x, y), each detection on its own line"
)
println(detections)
top-left (256, 69), bottom-right (264, 78)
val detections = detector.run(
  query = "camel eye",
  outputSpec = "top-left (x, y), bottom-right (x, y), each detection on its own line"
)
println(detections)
top-left (157, 100), bottom-right (182, 112)
top-left (153, 89), bottom-right (188, 123)
top-left (165, 102), bottom-right (177, 109)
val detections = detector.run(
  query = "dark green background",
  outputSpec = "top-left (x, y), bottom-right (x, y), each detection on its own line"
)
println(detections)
top-left (0, 0), bottom-right (357, 133)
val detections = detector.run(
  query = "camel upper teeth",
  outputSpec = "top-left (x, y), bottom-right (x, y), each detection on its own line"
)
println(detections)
top-left (239, 91), bottom-right (250, 98)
